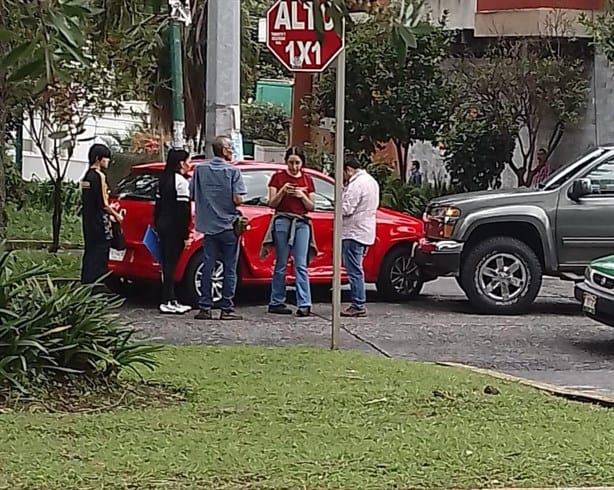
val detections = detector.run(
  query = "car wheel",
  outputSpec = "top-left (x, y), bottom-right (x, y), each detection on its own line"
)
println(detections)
top-left (376, 244), bottom-right (423, 302)
top-left (461, 237), bottom-right (542, 315)
top-left (180, 255), bottom-right (225, 307)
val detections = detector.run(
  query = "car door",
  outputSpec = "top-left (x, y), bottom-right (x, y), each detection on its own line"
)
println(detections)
top-left (237, 169), bottom-right (276, 280)
top-left (556, 155), bottom-right (614, 271)
top-left (308, 175), bottom-right (336, 280)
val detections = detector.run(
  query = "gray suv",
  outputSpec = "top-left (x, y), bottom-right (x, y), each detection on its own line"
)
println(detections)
top-left (416, 145), bottom-right (614, 314)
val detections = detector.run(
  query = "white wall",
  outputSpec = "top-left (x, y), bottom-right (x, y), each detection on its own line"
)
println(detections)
top-left (22, 101), bottom-right (149, 183)
top-left (424, 0), bottom-right (475, 29)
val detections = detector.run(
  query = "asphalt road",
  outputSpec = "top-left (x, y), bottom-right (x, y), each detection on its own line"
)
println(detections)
top-left (121, 277), bottom-right (614, 395)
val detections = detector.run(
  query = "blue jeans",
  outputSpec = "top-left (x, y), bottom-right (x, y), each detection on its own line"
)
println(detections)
top-left (342, 239), bottom-right (367, 310)
top-left (270, 216), bottom-right (312, 308)
top-left (199, 229), bottom-right (239, 312)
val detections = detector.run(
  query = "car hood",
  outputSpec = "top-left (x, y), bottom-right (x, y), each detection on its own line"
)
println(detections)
top-left (377, 206), bottom-right (423, 229)
top-left (429, 187), bottom-right (540, 209)
top-left (590, 255), bottom-right (614, 277)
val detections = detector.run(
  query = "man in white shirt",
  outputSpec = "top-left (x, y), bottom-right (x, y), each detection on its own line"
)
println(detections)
top-left (341, 156), bottom-right (380, 317)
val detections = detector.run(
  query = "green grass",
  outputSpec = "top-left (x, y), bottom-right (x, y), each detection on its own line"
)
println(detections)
top-left (1, 346), bottom-right (614, 489)
top-left (11, 250), bottom-right (82, 278)
top-left (7, 205), bottom-right (82, 244)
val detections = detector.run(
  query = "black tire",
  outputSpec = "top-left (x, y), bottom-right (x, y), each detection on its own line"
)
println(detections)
top-left (455, 276), bottom-right (468, 296)
top-left (376, 244), bottom-right (423, 302)
top-left (460, 236), bottom-right (542, 315)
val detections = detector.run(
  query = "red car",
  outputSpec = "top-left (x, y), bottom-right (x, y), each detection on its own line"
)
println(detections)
top-left (108, 159), bottom-right (424, 305)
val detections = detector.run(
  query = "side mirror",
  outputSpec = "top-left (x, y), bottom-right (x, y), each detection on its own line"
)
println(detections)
top-left (568, 178), bottom-right (592, 201)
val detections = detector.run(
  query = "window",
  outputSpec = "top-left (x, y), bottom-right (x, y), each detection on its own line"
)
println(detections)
top-left (113, 172), bottom-right (159, 201)
top-left (542, 147), bottom-right (606, 191)
top-left (240, 170), bottom-right (274, 206)
top-left (312, 176), bottom-right (335, 212)
top-left (585, 159), bottom-right (614, 195)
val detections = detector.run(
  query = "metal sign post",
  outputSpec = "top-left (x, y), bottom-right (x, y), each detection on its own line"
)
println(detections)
top-left (331, 46), bottom-right (345, 350)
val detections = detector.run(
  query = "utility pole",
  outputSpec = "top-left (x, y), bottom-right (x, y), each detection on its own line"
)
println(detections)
top-left (205, 0), bottom-right (241, 155)
top-left (168, 0), bottom-right (191, 149)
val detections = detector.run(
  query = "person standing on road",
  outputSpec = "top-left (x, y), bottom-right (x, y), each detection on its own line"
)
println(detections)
top-left (191, 136), bottom-right (246, 321)
top-left (409, 160), bottom-right (423, 186)
top-left (80, 144), bottom-right (123, 285)
top-left (341, 156), bottom-right (380, 318)
top-left (262, 147), bottom-right (317, 318)
top-left (154, 148), bottom-right (193, 315)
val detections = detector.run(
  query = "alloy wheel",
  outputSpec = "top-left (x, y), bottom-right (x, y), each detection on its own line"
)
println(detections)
top-left (195, 261), bottom-right (224, 303)
top-left (389, 255), bottom-right (421, 296)
top-left (476, 253), bottom-right (528, 303)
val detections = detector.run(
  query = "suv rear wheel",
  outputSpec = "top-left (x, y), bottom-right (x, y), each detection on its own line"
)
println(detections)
top-left (460, 237), bottom-right (542, 315)
top-left (376, 244), bottom-right (423, 302)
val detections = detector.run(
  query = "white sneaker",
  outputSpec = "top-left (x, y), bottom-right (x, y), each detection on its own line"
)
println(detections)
top-left (159, 302), bottom-right (184, 315)
top-left (172, 301), bottom-right (192, 313)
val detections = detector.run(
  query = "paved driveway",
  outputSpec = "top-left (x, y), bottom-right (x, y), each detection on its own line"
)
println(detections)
top-left (122, 278), bottom-right (614, 395)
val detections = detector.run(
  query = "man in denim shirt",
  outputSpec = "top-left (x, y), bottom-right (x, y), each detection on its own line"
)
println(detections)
top-left (190, 136), bottom-right (246, 320)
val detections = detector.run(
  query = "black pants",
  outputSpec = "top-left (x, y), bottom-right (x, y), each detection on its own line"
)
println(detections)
top-left (159, 230), bottom-right (184, 303)
top-left (81, 225), bottom-right (111, 284)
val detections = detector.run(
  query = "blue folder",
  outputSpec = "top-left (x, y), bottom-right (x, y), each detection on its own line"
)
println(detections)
top-left (143, 225), bottom-right (161, 264)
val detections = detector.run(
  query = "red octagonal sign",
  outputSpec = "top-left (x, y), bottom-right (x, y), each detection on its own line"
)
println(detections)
top-left (266, 0), bottom-right (344, 73)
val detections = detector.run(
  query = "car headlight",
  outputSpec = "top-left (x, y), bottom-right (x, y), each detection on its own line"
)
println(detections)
top-left (585, 266), bottom-right (593, 282)
top-left (425, 206), bottom-right (462, 239)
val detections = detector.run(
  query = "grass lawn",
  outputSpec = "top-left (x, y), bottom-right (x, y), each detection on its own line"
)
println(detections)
top-left (7, 205), bottom-right (82, 245)
top-left (1, 346), bottom-right (614, 490)
top-left (10, 249), bottom-right (82, 279)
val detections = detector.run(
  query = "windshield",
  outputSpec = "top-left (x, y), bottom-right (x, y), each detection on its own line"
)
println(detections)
top-left (112, 172), bottom-right (159, 201)
top-left (540, 147), bottom-right (606, 191)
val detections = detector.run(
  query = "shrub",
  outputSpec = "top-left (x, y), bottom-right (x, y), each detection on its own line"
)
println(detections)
top-left (107, 152), bottom-right (160, 190)
top-left (24, 179), bottom-right (82, 215)
top-left (0, 248), bottom-right (161, 392)
top-left (379, 175), bottom-right (459, 218)
top-left (241, 103), bottom-right (290, 144)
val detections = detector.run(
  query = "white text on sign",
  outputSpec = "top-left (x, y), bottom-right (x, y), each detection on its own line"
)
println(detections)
top-left (285, 40), bottom-right (322, 67)
top-left (273, 1), bottom-right (334, 31)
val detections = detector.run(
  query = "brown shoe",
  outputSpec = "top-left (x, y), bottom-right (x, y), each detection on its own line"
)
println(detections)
top-left (340, 306), bottom-right (367, 318)
top-left (194, 309), bottom-right (212, 320)
top-left (220, 310), bottom-right (243, 321)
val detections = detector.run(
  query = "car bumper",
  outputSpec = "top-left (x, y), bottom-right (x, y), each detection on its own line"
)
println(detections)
top-left (415, 238), bottom-right (463, 277)
top-left (575, 281), bottom-right (614, 327)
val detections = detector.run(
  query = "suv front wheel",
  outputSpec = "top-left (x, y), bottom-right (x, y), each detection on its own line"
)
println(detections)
top-left (460, 237), bottom-right (542, 315)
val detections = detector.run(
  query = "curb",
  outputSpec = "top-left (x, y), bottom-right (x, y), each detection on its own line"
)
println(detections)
top-left (437, 362), bottom-right (614, 407)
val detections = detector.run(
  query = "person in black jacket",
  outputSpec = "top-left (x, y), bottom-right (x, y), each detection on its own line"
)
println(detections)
top-left (154, 149), bottom-right (192, 314)
top-left (80, 144), bottom-right (123, 285)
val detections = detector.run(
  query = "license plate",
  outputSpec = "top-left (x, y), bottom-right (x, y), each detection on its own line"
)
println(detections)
top-left (109, 248), bottom-right (126, 262)
top-left (583, 292), bottom-right (597, 315)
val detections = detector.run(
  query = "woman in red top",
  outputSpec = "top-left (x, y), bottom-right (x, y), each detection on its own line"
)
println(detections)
top-left (267, 147), bottom-right (315, 317)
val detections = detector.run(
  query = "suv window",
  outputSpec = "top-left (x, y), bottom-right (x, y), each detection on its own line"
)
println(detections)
top-left (541, 148), bottom-right (606, 191)
top-left (585, 158), bottom-right (614, 195)
top-left (114, 173), bottom-right (159, 201)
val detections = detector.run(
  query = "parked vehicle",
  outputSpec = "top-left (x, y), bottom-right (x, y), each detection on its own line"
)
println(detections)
top-left (416, 145), bottom-right (614, 315)
top-left (108, 159), bottom-right (424, 306)
top-left (575, 255), bottom-right (614, 327)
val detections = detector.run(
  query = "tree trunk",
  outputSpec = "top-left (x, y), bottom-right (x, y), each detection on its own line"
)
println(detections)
top-left (50, 180), bottom-right (63, 253)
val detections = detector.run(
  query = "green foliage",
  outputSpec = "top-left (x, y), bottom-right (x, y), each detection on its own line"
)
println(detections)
top-left (440, 110), bottom-right (517, 192)
top-left (5, 159), bottom-right (28, 208)
top-left (455, 41), bottom-right (589, 186)
top-left (371, 163), bottom-right (458, 217)
top-left (0, 248), bottom-right (161, 393)
top-left (582, 2), bottom-right (614, 63)
top-left (107, 152), bottom-right (161, 190)
top-left (24, 180), bottom-right (81, 215)
top-left (318, 20), bottom-right (453, 181)
top-left (241, 103), bottom-right (290, 144)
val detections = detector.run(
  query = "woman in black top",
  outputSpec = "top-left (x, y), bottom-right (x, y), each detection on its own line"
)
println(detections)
top-left (154, 149), bottom-right (192, 314)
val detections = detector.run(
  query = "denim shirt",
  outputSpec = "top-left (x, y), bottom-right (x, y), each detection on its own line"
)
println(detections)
top-left (190, 158), bottom-right (246, 236)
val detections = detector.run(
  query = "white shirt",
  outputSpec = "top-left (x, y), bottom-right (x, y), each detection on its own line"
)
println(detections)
top-left (342, 169), bottom-right (380, 245)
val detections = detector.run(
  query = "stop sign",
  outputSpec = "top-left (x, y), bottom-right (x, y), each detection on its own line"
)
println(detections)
top-left (266, 0), bottom-right (344, 73)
